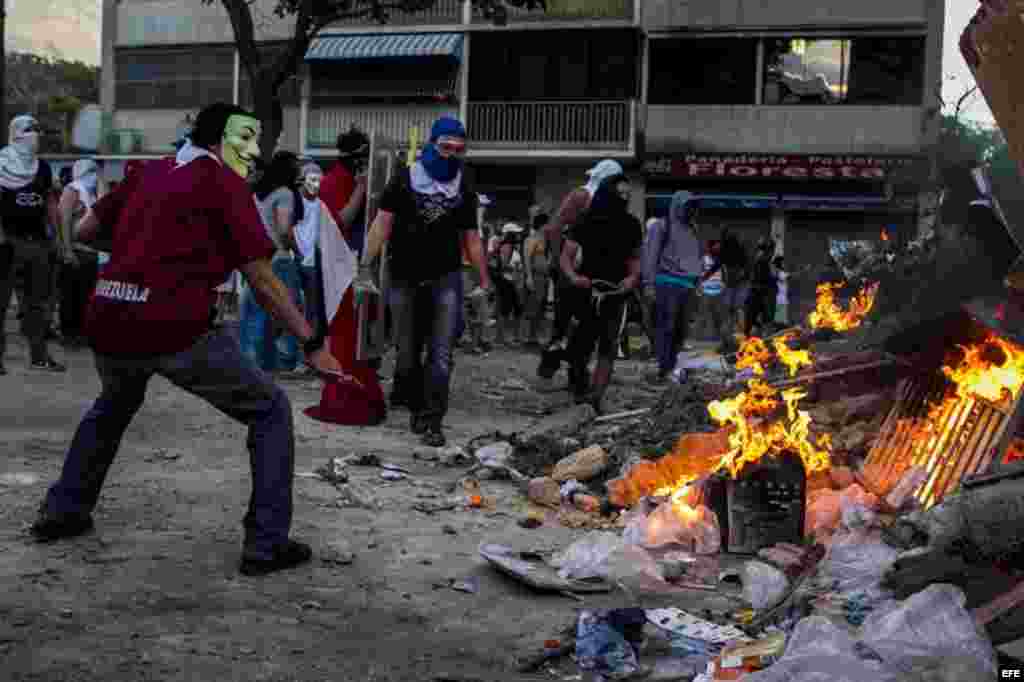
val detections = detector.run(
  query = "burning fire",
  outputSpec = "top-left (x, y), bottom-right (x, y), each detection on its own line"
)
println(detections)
top-left (708, 379), bottom-right (831, 478)
top-left (736, 336), bottom-right (772, 375)
top-left (808, 281), bottom-right (880, 332)
top-left (773, 333), bottom-right (813, 377)
top-left (638, 378), bottom-right (831, 513)
top-left (942, 335), bottom-right (1024, 406)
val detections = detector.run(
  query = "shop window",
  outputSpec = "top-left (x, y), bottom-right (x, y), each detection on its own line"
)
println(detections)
top-left (648, 39), bottom-right (757, 105)
top-left (763, 36), bottom-right (924, 105)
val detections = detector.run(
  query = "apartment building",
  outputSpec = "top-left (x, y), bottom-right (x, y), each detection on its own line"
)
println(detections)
top-left (96, 0), bottom-right (642, 220)
top-left (640, 0), bottom-right (945, 319)
top-left (93, 0), bottom-right (942, 316)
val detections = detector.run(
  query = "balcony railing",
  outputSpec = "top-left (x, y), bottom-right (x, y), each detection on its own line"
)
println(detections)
top-left (306, 103), bottom-right (458, 149)
top-left (472, 0), bottom-right (633, 23)
top-left (325, 0), bottom-right (463, 28)
top-left (468, 100), bottom-right (633, 151)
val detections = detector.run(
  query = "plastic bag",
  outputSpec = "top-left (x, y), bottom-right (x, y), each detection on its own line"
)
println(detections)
top-left (860, 584), bottom-right (997, 681)
top-left (549, 531), bottom-right (663, 583)
top-left (839, 484), bottom-right (880, 530)
top-left (805, 489), bottom-right (842, 537)
top-left (575, 609), bottom-right (643, 678)
top-left (742, 560), bottom-right (791, 610)
top-left (817, 529), bottom-right (899, 597)
top-left (622, 502), bottom-right (721, 554)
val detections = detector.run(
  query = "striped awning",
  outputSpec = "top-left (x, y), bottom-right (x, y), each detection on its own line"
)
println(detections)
top-left (306, 33), bottom-right (464, 62)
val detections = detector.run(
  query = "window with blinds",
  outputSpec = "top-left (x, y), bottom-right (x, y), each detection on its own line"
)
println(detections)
top-left (115, 46), bottom-right (234, 109)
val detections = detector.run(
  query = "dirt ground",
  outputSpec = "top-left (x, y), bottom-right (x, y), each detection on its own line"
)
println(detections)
top-left (0, 321), bottom-right (666, 682)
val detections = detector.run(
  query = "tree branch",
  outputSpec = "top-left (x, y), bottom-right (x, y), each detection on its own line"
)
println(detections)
top-left (954, 85), bottom-right (979, 122)
top-left (218, 0), bottom-right (262, 80)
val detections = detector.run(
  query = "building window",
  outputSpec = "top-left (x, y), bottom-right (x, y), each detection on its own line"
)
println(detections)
top-left (763, 36), bottom-right (924, 105)
top-left (116, 46), bottom-right (234, 109)
top-left (470, 29), bottom-right (638, 101)
top-left (648, 39), bottom-right (757, 105)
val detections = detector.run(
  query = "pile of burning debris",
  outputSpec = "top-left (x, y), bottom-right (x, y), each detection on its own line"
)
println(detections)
top-left (479, 275), bottom-right (1024, 681)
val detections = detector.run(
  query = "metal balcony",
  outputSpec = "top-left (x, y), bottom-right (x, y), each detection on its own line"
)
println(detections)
top-left (467, 100), bottom-right (634, 154)
top-left (306, 103), bottom-right (458, 150)
top-left (325, 0), bottom-right (463, 28)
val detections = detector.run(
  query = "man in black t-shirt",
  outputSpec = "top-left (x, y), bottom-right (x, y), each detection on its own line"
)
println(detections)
top-left (0, 115), bottom-right (64, 373)
top-left (358, 117), bottom-right (492, 447)
top-left (560, 173), bottom-right (642, 412)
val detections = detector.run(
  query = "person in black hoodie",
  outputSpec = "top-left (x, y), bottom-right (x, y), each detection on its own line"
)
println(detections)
top-left (560, 173), bottom-right (642, 411)
top-left (744, 236), bottom-right (777, 337)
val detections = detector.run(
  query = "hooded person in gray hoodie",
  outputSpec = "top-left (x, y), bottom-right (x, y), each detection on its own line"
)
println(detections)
top-left (643, 191), bottom-right (704, 382)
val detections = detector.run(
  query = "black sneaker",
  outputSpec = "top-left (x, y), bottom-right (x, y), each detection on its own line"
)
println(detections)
top-left (421, 427), bottom-right (445, 448)
top-left (239, 539), bottom-right (313, 577)
top-left (30, 510), bottom-right (94, 542)
top-left (410, 413), bottom-right (427, 435)
top-left (31, 358), bottom-right (66, 372)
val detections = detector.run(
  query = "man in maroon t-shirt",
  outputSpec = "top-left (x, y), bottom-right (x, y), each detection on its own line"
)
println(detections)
top-left (30, 103), bottom-right (341, 577)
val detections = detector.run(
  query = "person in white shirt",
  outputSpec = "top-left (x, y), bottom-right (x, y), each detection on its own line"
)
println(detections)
top-left (294, 162), bottom-right (323, 332)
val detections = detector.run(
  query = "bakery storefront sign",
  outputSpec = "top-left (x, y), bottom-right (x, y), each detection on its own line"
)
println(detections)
top-left (644, 154), bottom-right (919, 182)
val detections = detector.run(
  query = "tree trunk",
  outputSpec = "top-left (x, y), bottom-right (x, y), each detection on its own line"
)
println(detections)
top-left (252, 78), bottom-right (284, 162)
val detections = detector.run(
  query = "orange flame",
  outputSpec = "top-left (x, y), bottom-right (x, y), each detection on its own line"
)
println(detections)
top-left (709, 379), bottom-right (831, 478)
top-left (773, 333), bottom-right (813, 377)
top-left (808, 281), bottom-right (879, 332)
top-left (645, 379), bottom-right (831, 504)
top-left (736, 336), bottom-right (772, 375)
top-left (942, 335), bottom-right (1024, 406)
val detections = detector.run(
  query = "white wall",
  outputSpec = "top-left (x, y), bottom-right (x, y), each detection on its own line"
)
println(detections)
top-left (645, 105), bottom-right (926, 155)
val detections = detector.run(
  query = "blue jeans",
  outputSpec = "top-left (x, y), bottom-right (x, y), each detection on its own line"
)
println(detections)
top-left (654, 283), bottom-right (694, 375)
top-left (389, 270), bottom-right (461, 427)
top-left (239, 257), bottom-right (302, 371)
top-left (42, 331), bottom-right (295, 560)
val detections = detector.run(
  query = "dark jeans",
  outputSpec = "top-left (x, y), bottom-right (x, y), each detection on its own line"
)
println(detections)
top-left (59, 251), bottom-right (99, 339)
top-left (42, 331), bottom-right (295, 559)
top-left (654, 283), bottom-right (694, 375)
top-left (568, 294), bottom-right (626, 370)
top-left (297, 263), bottom-right (319, 333)
top-left (549, 274), bottom-right (577, 348)
top-left (0, 237), bottom-right (55, 362)
top-left (744, 287), bottom-right (776, 336)
top-left (389, 270), bottom-right (461, 427)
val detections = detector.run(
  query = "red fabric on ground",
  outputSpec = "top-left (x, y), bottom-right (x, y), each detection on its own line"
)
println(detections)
top-left (304, 288), bottom-right (386, 425)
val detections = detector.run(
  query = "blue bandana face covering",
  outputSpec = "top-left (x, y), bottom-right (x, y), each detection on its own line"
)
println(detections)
top-left (420, 116), bottom-right (466, 183)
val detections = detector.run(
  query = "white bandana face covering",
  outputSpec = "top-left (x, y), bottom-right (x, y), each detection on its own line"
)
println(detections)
top-left (0, 115), bottom-right (41, 189)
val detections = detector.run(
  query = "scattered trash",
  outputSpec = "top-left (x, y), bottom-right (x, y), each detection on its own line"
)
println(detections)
top-left (441, 447), bottom-right (473, 467)
top-left (518, 517), bottom-right (544, 529)
top-left (380, 470), bottom-right (407, 482)
top-left (551, 445), bottom-right (609, 482)
top-left (478, 543), bottom-right (613, 595)
top-left (345, 453), bottom-right (382, 467)
top-left (528, 477), bottom-right (562, 508)
top-left (450, 576), bottom-right (480, 594)
top-left (442, 524), bottom-right (458, 535)
top-left (741, 561), bottom-right (790, 610)
top-left (884, 466), bottom-right (928, 510)
top-left (575, 609), bottom-right (647, 680)
top-left (622, 501), bottom-right (721, 555)
top-left (316, 457), bottom-right (349, 485)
